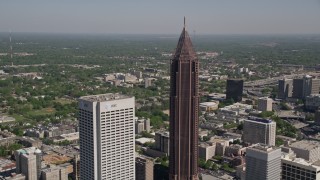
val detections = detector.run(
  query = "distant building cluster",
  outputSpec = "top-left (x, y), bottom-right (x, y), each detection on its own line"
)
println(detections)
top-left (278, 75), bottom-right (320, 100)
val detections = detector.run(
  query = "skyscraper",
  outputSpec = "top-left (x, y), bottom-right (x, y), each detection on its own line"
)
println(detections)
top-left (169, 18), bottom-right (199, 180)
top-left (78, 94), bottom-right (135, 180)
top-left (257, 97), bottom-right (273, 112)
top-left (226, 79), bottom-right (244, 103)
top-left (243, 117), bottom-right (276, 146)
top-left (15, 147), bottom-right (42, 180)
top-left (278, 78), bottom-right (293, 99)
top-left (136, 156), bottom-right (154, 180)
top-left (245, 144), bottom-right (281, 180)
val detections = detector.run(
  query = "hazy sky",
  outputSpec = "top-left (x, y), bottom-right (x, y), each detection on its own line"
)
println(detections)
top-left (1, 0), bottom-right (320, 34)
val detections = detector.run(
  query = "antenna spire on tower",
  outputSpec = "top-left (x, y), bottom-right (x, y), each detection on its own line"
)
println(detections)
top-left (184, 16), bottom-right (186, 28)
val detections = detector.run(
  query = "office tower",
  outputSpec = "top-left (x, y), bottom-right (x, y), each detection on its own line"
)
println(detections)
top-left (293, 79), bottom-right (304, 98)
top-left (306, 94), bottom-right (320, 111)
top-left (169, 18), bottom-right (199, 180)
top-left (144, 118), bottom-right (150, 133)
top-left (145, 78), bottom-right (153, 88)
top-left (72, 155), bottom-right (80, 180)
top-left (41, 166), bottom-right (68, 180)
top-left (311, 78), bottom-right (320, 94)
top-left (315, 109), bottom-right (320, 125)
top-left (135, 118), bottom-right (150, 134)
top-left (135, 120), bottom-right (145, 134)
top-left (281, 149), bottom-right (320, 180)
top-left (278, 79), bottom-right (293, 99)
top-left (257, 97), bottom-right (273, 111)
top-left (136, 156), bottom-right (154, 180)
top-left (15, 147), bottom-right (42, 180)
top-left (78, 94), bottom-right (135, 180)
top-left (303, 75), bottom-right (313, 98)
top-left (289, 140), bottom-right (320, 163)
top-left (243, 117), bottom-right (276, 146)
top-left (293, 75), bottom-right (318, 99)
top-left (245, 144), bottom-right (281, 180)
top-left (155, 131), bottom-right (170, 155)
top-left (226, 79), bottom-right (244, 103)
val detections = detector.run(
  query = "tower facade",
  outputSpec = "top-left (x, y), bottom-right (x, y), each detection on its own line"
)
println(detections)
top-left (169, 19), bottom-right (199, 180)
top-left (79, 94), bottom-right (135, 180)
top-left (226, 79), bottom-right (244, 102)
top-left (245, 144), bottom-right (281, 180)
top-left (243, 117), bottom-right (276, 146)
top-left (278, 78), bottom-right (293, 99)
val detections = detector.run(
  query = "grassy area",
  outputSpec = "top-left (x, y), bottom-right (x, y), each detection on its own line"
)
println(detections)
top-left (7, 114), bottom-right (24, 121)
top-left (54, 98), bottom-right (75, 105)
top-left (223, 123), bottom-right (238, 129)
top-left (26, 108), bottom-right (56, 116)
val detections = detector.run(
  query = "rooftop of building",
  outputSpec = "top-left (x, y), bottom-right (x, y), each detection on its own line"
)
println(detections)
top-left (307, 94), bottom-right (320, 98)
top-left (246, 116), bottom-right (274, 124)
top-left (199, 102), bottom-right (219, 106)
top-left (155, 130), bottom-right (169, 137)
top-left (220, 103), bottom-right (253, 110)
top-left (135, 137), bottom-right (155, 144)
top-left (258, 97), bottom-right (272, 100)
top-left (79, 93), bottom-right (132, 102)
top-left (290, 140), bottom-right (320, 150)
top-left (248, 144), bottom-right (279, 153)
top-left (16, 147), bottom-right (41, 154)
top-left (199, 142), bottom-right (214, 148)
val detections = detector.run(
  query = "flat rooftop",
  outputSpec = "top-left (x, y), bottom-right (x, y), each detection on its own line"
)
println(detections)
top-left (290, 140), bottom-right (320, 150)
top-left (79, 93), bottom-right (132, 102)
top-left (249, 144), bottom-right (278, 153)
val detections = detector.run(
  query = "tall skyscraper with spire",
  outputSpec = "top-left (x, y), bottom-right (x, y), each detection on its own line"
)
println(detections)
top-left (169, 18), bottom-right (199, 180)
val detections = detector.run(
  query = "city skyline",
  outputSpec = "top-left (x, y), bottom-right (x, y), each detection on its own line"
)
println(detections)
top-left (1, 0), bottom-right (320, 34)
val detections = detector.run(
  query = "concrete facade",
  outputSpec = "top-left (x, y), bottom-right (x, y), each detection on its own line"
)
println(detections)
top-left (155, 131), bottom-right (169, 155)
top-left (290, 140), bottom-right (320, 163)
top-left (198, 143), bottom-right (215, 161)
top-left (245, 145), bottom-right (281, 180)
top-left (305, 94), bottom-right (320, 111)
top-left (136, 156), bottom-right (154, 180)
top-left (243, 117), bottom-right (276, 146)
top-left (257, 97), bottom-right (273, 112)
top-left (278, 79), bottom-right (293, 99)
top-left (79, 94), bottom-right (135, 180)
top-left (282, 151), bottom-right (320, 180)
top-left (15, 147), bottom-right (42, 180)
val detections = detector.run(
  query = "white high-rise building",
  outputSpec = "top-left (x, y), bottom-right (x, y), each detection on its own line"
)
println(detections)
top-left (246, 144), bottom-right (281, 180)
top-left (243, 117), bottom-right (276, 146)
top-left (79, 93), bottom-right (135, 180)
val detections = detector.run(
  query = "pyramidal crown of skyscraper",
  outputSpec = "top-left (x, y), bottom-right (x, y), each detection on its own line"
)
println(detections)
top-left (169, 17), bottom-right (199, 180)
top-left (173, 18), bottom-right (197, 61)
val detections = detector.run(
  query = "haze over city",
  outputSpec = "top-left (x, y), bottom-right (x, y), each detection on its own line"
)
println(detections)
top-left (1, 0), bottom-right (320, 34)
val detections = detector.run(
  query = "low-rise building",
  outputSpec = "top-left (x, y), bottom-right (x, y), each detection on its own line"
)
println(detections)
top-left (281, 148), bottom-right (320, 180)
top-left (199, 143), bottom-right (215, 161)
top-left (199, 101), bottom-right (219, 112)
top-left (41, 165), bottom-right (68, 180)
top-left (290, 140), bottom-right (320, 163)
top-left (225, 144), bottom-right (245, 157)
